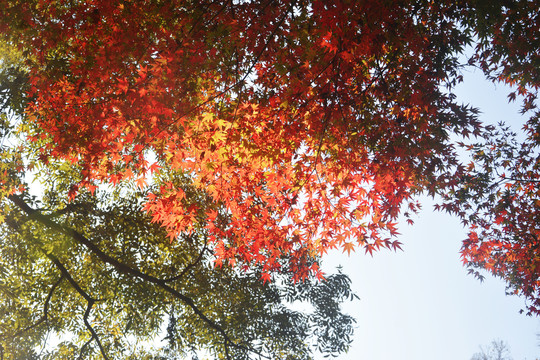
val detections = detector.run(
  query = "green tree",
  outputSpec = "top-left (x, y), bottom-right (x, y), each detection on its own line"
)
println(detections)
top-left (0, 188), bottom-right (357, 359)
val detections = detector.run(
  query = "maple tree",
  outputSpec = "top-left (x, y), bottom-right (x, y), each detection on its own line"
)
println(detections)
top-left (438, 0), bottom-right (540, 314)
top-left (0, 0), bottom-right (483, 278)
top-left (0, 0), bottom-right (539, 356)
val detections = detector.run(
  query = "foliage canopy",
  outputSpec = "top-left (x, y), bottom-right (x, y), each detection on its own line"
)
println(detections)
top-left (0, 0), bottom-right (539, 358)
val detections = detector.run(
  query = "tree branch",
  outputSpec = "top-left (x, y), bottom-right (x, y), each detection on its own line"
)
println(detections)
top-left (501, 176), bottom-right (540, 183)
top-left (7, 275), bottom-right (64, 339)
top-left (163, 236), bottom-right (208, 282)
top-left (79, 298), bottom-right (105, 360)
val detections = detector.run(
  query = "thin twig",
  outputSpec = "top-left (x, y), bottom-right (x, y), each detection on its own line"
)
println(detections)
top-left (163, 237), bottom-right (208, 282)
top-left (0, 275), bottom-right (64, 340)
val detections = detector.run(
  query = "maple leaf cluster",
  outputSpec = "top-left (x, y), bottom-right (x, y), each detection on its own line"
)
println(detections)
top-left (440, 121), bottom-right (540, 315)
top-left (0, 0), bottom-right (482, 279)
top-left (440, 1), bottom-right (540, 314)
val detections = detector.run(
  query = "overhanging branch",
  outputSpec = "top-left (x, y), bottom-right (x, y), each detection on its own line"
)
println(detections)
top-left (7, 193), bottom-right (257, 359)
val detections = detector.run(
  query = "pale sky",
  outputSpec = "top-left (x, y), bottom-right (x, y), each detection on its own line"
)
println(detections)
top-left (319, 66), bottom-right (540, 360)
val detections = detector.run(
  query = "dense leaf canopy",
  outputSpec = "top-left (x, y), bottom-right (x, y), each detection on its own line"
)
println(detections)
top-left (0, 0), bottom-right (539, 358)
top-left (5, 0), bottom-right (483, 275)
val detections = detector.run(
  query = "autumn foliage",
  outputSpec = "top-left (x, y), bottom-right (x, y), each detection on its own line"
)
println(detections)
top-left (0, 0), bottom-right (539, 304)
